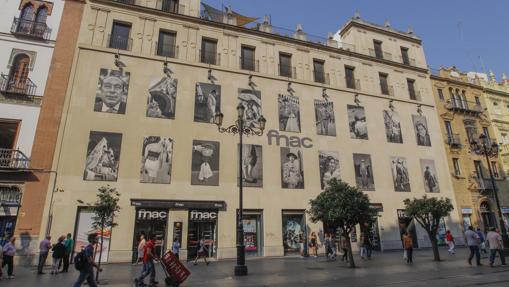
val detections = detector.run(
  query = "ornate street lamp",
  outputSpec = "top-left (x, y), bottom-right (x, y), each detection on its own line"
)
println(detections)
top-left (214, 104), bottom-right (266, 276)
top-left (471, 133), bottom-right (509, 249)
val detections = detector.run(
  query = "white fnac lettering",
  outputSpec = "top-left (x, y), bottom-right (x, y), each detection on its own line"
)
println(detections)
top-left (137, 209), bottom-right (168, 220)
top-left (267, 130), bottom-right (313, 148)
top-left (190, 210), bottom-right (218, 221)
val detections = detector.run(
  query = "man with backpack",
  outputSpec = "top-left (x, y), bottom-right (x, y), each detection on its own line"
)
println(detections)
top-left (73, 234), bottom-right (102, 287)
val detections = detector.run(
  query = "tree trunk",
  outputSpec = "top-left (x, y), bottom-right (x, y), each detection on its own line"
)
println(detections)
top-left (429, 232), bottom-right (440, 261)
top-left (96, 218), bottom-right (105, 282)
top-left (345, 232), bottom-right (355, 268)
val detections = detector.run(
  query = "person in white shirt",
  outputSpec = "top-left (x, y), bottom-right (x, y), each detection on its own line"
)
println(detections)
top-left (486, 227), bottom-right (506, 267)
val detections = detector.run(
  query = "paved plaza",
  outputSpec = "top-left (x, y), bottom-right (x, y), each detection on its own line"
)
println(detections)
top-left (1, 248), bottom-right (508, 286)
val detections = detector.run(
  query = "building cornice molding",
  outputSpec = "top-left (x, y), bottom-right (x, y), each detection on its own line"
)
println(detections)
top-left (430, 74), bottom-right (483, 90)
top-left (339, 20), bottom-right (422, 45)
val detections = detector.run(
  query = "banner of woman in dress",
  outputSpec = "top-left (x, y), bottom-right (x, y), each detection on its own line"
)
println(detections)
top-left (391, 156), bottom-right (411, 192)
top-left (140, 136), bottom-right (173, 184)
top-left (318, 150), bottom-right (340, 190)
top-left (278, 94), bottom-right (301, 133)
top-left (314, 100), bottom-right (336, 136)
top-left (280, 147), bottom-right (304, 189)
top-left (94, 69), bottom-right (130, 114)
top-left (191, 140), bottom-right (220, 186)
top-left (146, 77), bottom-right (177, 119)
top-left (83, 131), bottom-right (122, 181)
top-left (239, 144), bottom-right (263, 187)
top-left (194, 83), bottom-right (221, 124)
top-left (238, 89), bottom-right (262, 128)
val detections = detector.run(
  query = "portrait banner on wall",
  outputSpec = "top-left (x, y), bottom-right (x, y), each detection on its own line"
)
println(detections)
top-left (238, 89), bottom-right (262, 128)
top-left (318, 150), bottom-right (340, 190)
top-left (194, 82), bottom-right (221, 124)
top-left (353, 153), bottom-right (375, 191)
top-left (412, 115), bottom-right (431, 146)
top-left (191, 140), bottom-right (220, 186)
top-left (278, 94), bottom-right (301, 133)
top-left (94, 68), bottom-right (130, 114)
top-left (391, 156), bottom-right (411, 192)
top-left (74, 209), bottom-right (110, 263)
top-left (83, 131), bottom-right (122, 181)
top-left (280, 147), bottom-right (304, 189)
top-left (347, 105), bottom-right (368, 139)
top-left (383, 110), bottom-right (403, 143)
top-left (146, 76), bottom-right (177, 119)
top-left (420, 159), bottom-right (440, 193)
top-left (238, 144), bottom-right (263, 187)
top-left (140, 136), bottom-right (173, 184)
top-left (314, 100), bottom-right (336, 136)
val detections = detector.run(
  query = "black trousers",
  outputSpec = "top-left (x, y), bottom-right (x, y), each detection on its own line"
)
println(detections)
top-left (406, 248), bottom-right (413, 263)
top-left (63, 252), bottom-right (70, 272)
top-left (2, 255), bottom-right (14, 276)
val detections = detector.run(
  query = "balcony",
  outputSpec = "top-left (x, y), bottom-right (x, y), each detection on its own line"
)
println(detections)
top-left (199, 50), bottom-right (221, 66)
top-left (475, 177), bottom-right (495, 192)
top-left (278, 64), bottom-right (296, 78)
top-left (0, 149), bottom-right (30, 170)
top-left (0, 73), bottom-right (37, 99)
top-left (239, 57), bottom-right (259, 72)
top-left (345, 78), bottom-right (361, 90)
top-left (155, 42), bottom-right (179, 58)
top-left (108, 34), bottom-right (133, 51)
top-left (446, 134), bottom-right (462, 148)
top-left (445, 100), bottom-right (483, 114)
top-left (313, 71), bottom-right (330, 85)
top-left (10, 18), bottom-right (51, 40)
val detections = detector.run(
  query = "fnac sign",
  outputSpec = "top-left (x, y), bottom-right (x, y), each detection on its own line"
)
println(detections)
top-left (137, 209), bottom-right (168, 221)
top-left (189, 210), bottom-right (217, 221)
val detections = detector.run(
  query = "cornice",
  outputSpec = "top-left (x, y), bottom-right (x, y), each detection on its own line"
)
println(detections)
top-left (339, 20), bottom-right (422, 45)
top-left (430, 74), bottom-right (483, 90)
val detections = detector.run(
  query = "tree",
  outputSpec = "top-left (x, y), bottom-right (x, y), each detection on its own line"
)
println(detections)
top-left (308, 179), bottom-right (376, 268)
top-left (403, 196), bottom-right (454, 262)
top-left (92, 185), bottom-right (121, 282)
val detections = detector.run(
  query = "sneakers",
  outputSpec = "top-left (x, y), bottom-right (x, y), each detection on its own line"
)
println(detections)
top-left (8, 275), bottom-right (15, 279)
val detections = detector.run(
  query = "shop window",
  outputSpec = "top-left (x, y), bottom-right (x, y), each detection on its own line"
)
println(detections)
top-left (187, 209), bottom-right (218, 260)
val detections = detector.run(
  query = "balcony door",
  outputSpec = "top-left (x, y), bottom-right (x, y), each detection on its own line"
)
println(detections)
top-left (8, 54), bottom-right (30, 91)
top-left (0, 119), bottom-right (20, 149)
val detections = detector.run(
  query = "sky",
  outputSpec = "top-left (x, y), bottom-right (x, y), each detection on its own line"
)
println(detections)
top-left (204, 0), bottom-right (509, 80)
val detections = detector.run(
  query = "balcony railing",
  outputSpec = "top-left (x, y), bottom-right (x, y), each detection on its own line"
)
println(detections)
top-left (0, 73), bottom-right (37, 98)
top-left (345, 77), bottom-right (361, 90)
top-left (0, 149), bottom-right (30, 170)
top-left (278, 64), bottom-right (296, 78)
top-left (475, 177), bottom-right (495, 191)
top-left (239, 57), bottom-right (259, 72)
top-left (445, 100), bottom-right (483, 114)
top-left (313, 71), bottom-right (329, 84)
top-left (155, 42), bottom-right (179, 58)
top-left (108, 34), bottom-right (133, 51)
top-left (10, 18), bottom-right (51, 40)
top-left (446, 134), bottom-right (462, 147)
top-left (199, 50), bottom-right (220, 65)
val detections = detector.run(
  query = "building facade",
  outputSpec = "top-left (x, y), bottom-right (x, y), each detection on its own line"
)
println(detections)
top-left (0, 0), bottom-right (63, 244)
top-left (17, 0), bottom-right (462, 263)
top-left (431, 67), bottom-right (509, 233)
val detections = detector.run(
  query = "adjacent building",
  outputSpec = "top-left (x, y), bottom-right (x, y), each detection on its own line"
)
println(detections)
top-left (0, 0), bottom-right (63, 244)
top-left (430, 67), bottom-right (509, 233)
top-left (17, 0), bottom-right (462, 263)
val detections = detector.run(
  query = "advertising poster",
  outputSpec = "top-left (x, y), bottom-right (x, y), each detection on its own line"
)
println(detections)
top-left (74, 209), bottom-right (110, 263)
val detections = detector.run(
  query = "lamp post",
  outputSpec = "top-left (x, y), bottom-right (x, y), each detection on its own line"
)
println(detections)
top-left (214, 104), bottom-right (266, 276)
top-left (471, 134), bottom-right (509, 249)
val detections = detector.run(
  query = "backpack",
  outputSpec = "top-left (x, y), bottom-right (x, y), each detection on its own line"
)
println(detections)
top-left (74, 249), bottom-right (87, 271)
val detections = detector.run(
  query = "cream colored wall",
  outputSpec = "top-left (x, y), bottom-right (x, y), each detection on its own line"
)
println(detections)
top-left (43, 2), bottom-right (463, 261)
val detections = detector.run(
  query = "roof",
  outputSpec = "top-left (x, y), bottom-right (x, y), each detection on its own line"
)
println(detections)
top-left (339, 18), bottom-right (421, 44)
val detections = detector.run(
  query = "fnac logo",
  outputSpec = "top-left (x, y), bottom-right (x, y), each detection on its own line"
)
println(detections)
top-left (137, 209), bottom-right (168, 220)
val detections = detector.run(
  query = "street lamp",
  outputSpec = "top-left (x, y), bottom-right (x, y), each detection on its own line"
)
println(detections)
top-left (471, 133), bottom-right (509, 249)
top-left (214, 104), bottom-right (266, 276)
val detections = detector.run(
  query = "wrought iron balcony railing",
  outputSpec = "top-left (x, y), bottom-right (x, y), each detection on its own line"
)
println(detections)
top-left (0, 149), bottom-right (30, 170)
top-left (155, 42), bottom-right (179, 58)
top-left (108, 34), bottom-right (133, 51)
top-left (278, 64), bottom-right (296, 78)
top-left (10, 17), bottom-right (51, 40)
top-left (446, 134), bottom-right (462, 148)
top-left (445, 99), bottom-right (483, 114)
top-left (0, 73), bottom-right (37, 98)
top-left (239, 57), bottom-right (259, 72)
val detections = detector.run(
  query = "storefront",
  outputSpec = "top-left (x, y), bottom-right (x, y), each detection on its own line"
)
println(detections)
top-left (282, 210), bottom-right (307, 256)
top-left (187, 209), bottom-right (218, 260)
top-left (131, 207), bottom-right (169, 262)
top-left (243, 210), bottom-right (263, 257)
top-left (0, 185), bottom-right (21, 240)
top-left (480, 202), bottom-right (496, 231)
top-left (397, 209), bottom-right (418, 248)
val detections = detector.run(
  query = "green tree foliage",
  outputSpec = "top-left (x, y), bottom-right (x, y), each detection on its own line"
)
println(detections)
top-left (308, 179), bottom-right (376, 268)
top-left (403, 196), bottom-right (454, 261)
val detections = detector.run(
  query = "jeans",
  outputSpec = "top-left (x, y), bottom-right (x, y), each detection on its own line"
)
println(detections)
top-left (38, 252), bottom-right (49, 273)
top-left (489, 249), bottom-right (506, 265)
top-left (73, 267), bottom-right (97, 287)
top-left (2, 255), bottom-right (13, 276)
top-left (363, 244), bottom-right (372, 258)
top-left (468, 246), bottom-right (481, 265)
top-left (52, 257), bottom-right (62, 273)
top-left (138, 259), bottom-right (155, 283)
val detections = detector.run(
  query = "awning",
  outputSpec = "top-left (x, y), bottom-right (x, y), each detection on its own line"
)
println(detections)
top-left (131, 199), bottom-right (227, 211)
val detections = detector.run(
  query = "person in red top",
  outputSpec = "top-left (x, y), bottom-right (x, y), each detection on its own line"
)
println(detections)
top-left (134, 234), bottom-right (158, 286)
top-left (445, 230), bottom-right (455, 254)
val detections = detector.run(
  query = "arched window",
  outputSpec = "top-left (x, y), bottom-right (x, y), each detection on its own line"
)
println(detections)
top-left (35, 6), bottom-right (48, 23)
top-left (7, 54), bottom-right (30, 90)
top-left (20, 3), bottom-right (34, 20)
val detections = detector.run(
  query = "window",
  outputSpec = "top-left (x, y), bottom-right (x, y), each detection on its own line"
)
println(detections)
top-left (313, 59), bottom-right (325, 83)
top-left (373, 40), bottom-right (383, 59)
top-left (474, 161), bottom-right (484, 178)
top-left (482, 127), bottom-right (490, 142)
top-left (400, 47), bottom-right (410, 65)
top-left (157, 30), bottom-right (177, 58)
top-left (461, 91), bottom-right (468, 109)
top-left (241, 45), bottom-right (255, 71)
top-left (491, 162), bottom-right (499, 178)
top-left (379, 73), bottom-right (389, 95)
top-left (407, 78), bottom-right (417, 100)
top-left (0, 120), bottom-right (20, 149)
top-left (475, 96), bottom-right (480, 105)
top-left (201, 38), bottom-right (218, 65)
top-left (452, 158), bottom-right (461, 176)
top-left (444, 121), bottom-right (453, 139)
top-left (109, 22), bottom-right (131, 50)
top-left (7, 53), bottom-right (30, 90)
top-left (279, 53), bottom-right (292, 77)
top-left (20, 3), bottom-right (34, 21)
top-left (35, 6), bottom-right (48, 23)
top-left (161, 0), bottom-right (179, 13)
top-left (437, 89), bottom-right (444, 101)
top-left (345, 66), bottom-right (356, 89)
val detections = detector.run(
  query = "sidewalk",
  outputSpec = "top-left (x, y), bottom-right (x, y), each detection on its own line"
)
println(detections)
top-left (1, 248), bottom-right (508, 286)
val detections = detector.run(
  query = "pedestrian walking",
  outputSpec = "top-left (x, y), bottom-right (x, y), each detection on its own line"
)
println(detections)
top-left (2, 236), bottom-right (16, 279)
top-left (37, 235), bottom-right (52, 274)
top-left (445, 230), bottom-right (455, 254)
top-left (476, 227), bottom-right (488, 254)
top-left (51, 236), bottom-right (66, 274)
top-left (309, 232), bottom-right (318, 257)
top-left (465, 226), bottom-right (482, 266)
top-left (172, 237), bottom-right (181, 260)
top-left (193, 238), bottom-right (210, 265)
top-left (135, 234), bottom-right (158, 286)
top-left (361, 232), bottom-right (372, 260)
top-left (340, 235), bottom-right (349, 262)
top-left (73, 234), bottom-right (102, 287)
top-left (134, 232), bottom-right (146, 265)
top-left (63, 233), bottom-right (74, 272)
top-left (403, 232), bottom-right (413, 264)
top-left (487, 227), bottom-right (506, 267)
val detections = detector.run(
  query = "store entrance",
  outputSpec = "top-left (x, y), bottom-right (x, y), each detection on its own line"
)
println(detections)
top-left (132, 208), bottom-right (168, 262)
top-left (282, 211), bottom-right (307, 256)
top-left (243, 212), bottom-right (263, 257)
top-left (187, 209), bottom-right (218, 260)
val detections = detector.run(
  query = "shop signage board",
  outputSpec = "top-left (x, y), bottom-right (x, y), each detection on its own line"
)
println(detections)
top-left (131, 199), bottom-right (226, 210)
top-left (461, 208), bottom-right (473, 214)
